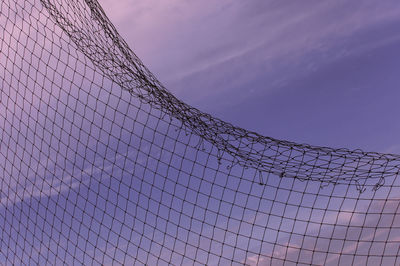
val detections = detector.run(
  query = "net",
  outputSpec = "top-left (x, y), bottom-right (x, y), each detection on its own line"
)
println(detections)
top-left (1, 0), bottom-right (399, 265)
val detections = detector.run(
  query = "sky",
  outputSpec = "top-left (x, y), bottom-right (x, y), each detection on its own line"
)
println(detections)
top-left (1, 0), bottom-right (400, 265)
top-left (98, 0), bottom-right (400, 153)
top-left (94, 1), bottom-right (400, 264)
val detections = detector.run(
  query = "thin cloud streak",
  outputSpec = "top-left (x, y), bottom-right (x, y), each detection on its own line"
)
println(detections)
top-left (98, 0), bottom-right (400, 104)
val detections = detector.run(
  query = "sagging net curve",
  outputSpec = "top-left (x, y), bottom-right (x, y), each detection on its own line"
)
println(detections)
top-left (1, 0), bottom-right (400, 265)
top-left (43, 0), bottom-right (400, 191)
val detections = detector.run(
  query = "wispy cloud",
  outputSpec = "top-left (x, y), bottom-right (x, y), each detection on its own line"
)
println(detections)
top-left (98, 0), bottom-right (400, 105)
top-left (0, 149), bottom-right (129, 209)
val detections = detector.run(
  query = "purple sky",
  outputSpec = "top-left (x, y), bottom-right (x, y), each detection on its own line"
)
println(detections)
top-left (2, 1), bottom-right (400, 265)
top-left (92, 3), bottom-right (400, 264)
top-left (99, 0), bottom-right (400, 153)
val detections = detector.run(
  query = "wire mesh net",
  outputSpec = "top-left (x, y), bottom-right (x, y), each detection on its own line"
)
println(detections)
top-left (1, 0), bottom-right (400, 265)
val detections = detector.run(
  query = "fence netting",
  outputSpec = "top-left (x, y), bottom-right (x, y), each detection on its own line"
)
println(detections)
top-left (1, 0), bottom-right (400, 265)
